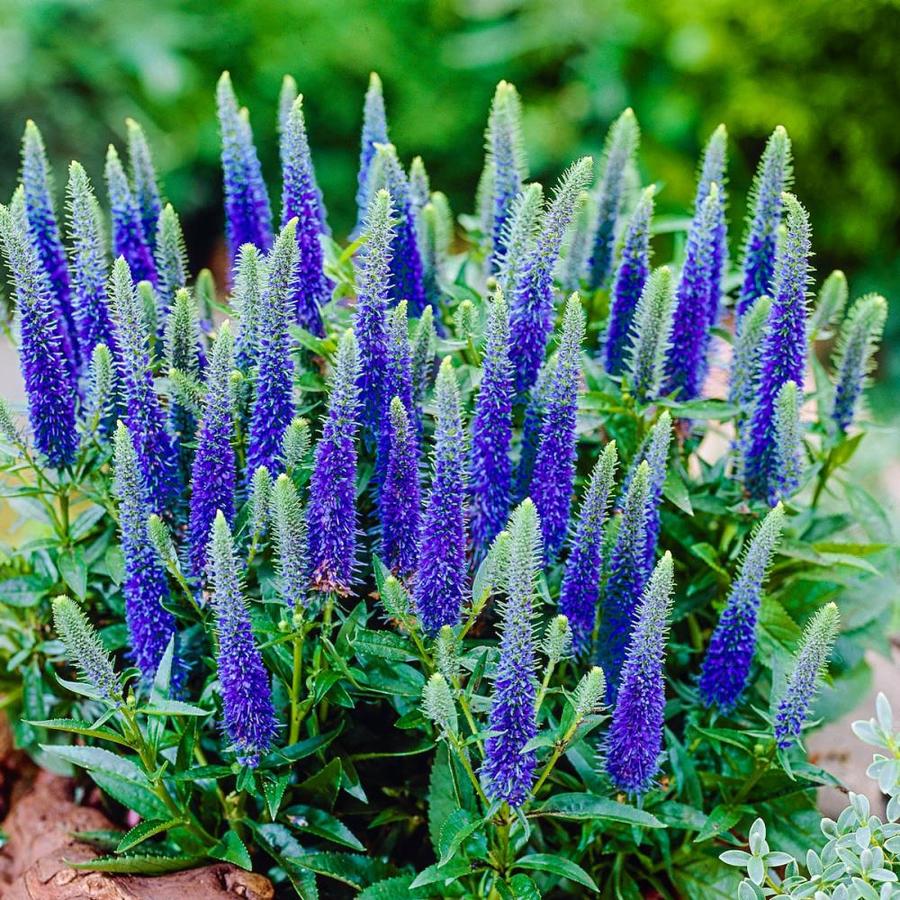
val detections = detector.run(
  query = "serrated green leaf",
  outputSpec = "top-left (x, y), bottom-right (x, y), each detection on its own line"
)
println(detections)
top-left (531, 792), bottom-right (665, 828)
top-left (512, 853), bottom-right (598, 892)
top-left (117, 817), bottom-right (184, 853)
top-left (210, 830), bottom-right (252, 870)
top-left (26, 718), bottom-right (131, 747)
top-left (285, 804), bottom-right (365, 851)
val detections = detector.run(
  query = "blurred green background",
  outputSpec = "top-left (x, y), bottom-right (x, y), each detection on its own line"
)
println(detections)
top-left (0, 0), bottom-right (897, 396)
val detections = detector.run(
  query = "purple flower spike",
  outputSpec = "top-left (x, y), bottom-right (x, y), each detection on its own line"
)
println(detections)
top-left (113, 421), bottom-right (177, 682)
top-left (108, 257), bottom-right (179, 504)
top-left (20, 121), bottom-right (78, 370)
top-left (559, 441), bottom-right (619, 656)
top-left (281, 94), bottom-right (331, 336)
top-left (189, 323), bottom-right (236, 577)
top-left (530, 294), bottom-right (586, 559)
top-left (482, 499), bottom-right (541, 808)
top-left (105, 145), bottom-right (157, 286)
top-left (604, 186), bottom-right (654, 376)
top-left (0, 205), bottom-right (78, 467)
top-left (605, 552), bottom-right (675, 795)
top-left (355, 72), bottom-right (390, 233)
top-left (216, 72), bottom-right (274, 266)
top-left (125, 119), bottom-right (163, 251)
top-left (470, 290), bottom-right (515, 556)
top-left (509, 157), bottom-right (594, 395)
top-left (699, 503), bottom-right (785, 712)
top-left (736, 127), bottom-right (792, 318)
top-left (381, 397), bottom-right (421, 575)
top-left (246, 220), bottom-right (299, 480)
top-left (308, 330), bottom-right (361, 595)
top-left (740, 193), bottom-right (812, 503)
top-left (414, 357), bottom-right (467, 635)
top-left (208, 511), bottom-right (278, 766)
top-left (634, 411), bottom-right (672, 574)
top-left (695, 125), bottom-right (728, 327)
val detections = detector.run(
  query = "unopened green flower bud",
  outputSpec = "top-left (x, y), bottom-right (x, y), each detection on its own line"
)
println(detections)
top-left (381, 575), bottom-right (411, 619)
top-left (281, 417), bottom-right (311, 473)
top-left (435, 625), bottom-right (459, 681)
top-left (454, 299), bottom-right (477, 341)
top-left (0, 396), bottom-right (19, 445)
top-left (573, 666), bottom-right (606, 721)
top-left (423, 672), bottom-right (458, 735)
top-left (249, 465), bottom-right (272, 542)
top-left (53, 595), bottom-right (119, 702)
top-left (147, 513), bottom-right (181, 575)
top-left (544, 614), bottom-right (572, 668)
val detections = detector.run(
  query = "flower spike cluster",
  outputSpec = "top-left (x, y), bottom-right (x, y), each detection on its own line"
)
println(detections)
top-left (381, 396), bottom-right (421, 575)
top-left (530, 294), bottom-right (586, 558)
top-left (217, 71), bottom-right (274, 265)
top-left (208, 512), bottom-right (278, 766)
top-left (281, 94), bottom-right (330, 336)
top-left (0, 205), bottom-right (78, 467)
top-left (308, 330), bottom-right (361, 595)
top-left (154, 204), bottom-right (189, 315)
top-left (271, 473), bottom-right (309, 609)
top-left (105, 144), bottom-right (157, 286)
top-left (740, 193), bottom-right (812, 502)
top-left (588, 109), bottom-right (640, 289)
top-left (508, 156), bottom-right (593, 395)
top-left (414, 357), bottom-right (467, 635)
top-left (482, 499), bottom-right (541, 807)
top-left (113, 421), bottom-right (177, 681)
top-left (189, 322), bottom-right (236, 576)
top-left (699, 503), bottom-right (786, 712)
top-left (558, 441), bottom-right (619, 656)
top-left (496, 183), bottom-right (543, 301)
top-left (20, 120), bottom-right (78, 368)
top-left (604, 186), bottom-right (654, 376)
top-left (355, 72), bottom-right (390, 231)
top-left (233, 244), bottom-right (266, 372)
top-left (774, 602), bottom-right (840, 749)
top-left (125, 118), bottom-right (163, 249)
top-left (470, 289), bottom-right (515, 555)
top-left (605, 551), bottom-right (675, 794)
top-left (246, 220), bottom-right (300, 479)
top-left (736, 126), bottom-right (793, 317)
top-left (772, 380), bottom-right (803, 502)
top-left (695, 124), bottom-right (728, 326)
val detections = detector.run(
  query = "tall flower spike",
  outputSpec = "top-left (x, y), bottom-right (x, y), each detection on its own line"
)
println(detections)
top-left (20, 120), bottom-right (78, 368)
top-left (232, 243), bottom-right (266, 372)
top-left (409, 156), bottom-right (430, 213)
top-left (109, 256), bottom-right (179, 504)
top-left (354, 189), bottom-right (394, 453)
top-left (604, 186), bottom-right (654, 376)
top-left (496, 183), bottom-right (543, 301)
top-left (514, 359), bottom-right (551, 502)
top-left (699, 503), bottom-right (785, 712)
top-left (52, 596), bottom-right (119, 702)
top-left (271, 473), bottom-right (308, 609)
top-left (65, 162), bottom-right (115, 363)
top-left (84, 342), bottom-right (116, 437)
top-left (246, 220), bottom-right (299, 479)
top-left (113, 421), bottom-right (177, 681)
top-left (559, 442), bottom-right (619, 656)
top-left (588, 109), bottom-right (640, 288)
top-left (165, 288), bottom-right (203, 460)
top-left (695, 125), bottom-right (728, 327)
top-left (774, 602), bottom-right (839, 749)
top-left (308, 330), bottom-right (361, 594)
top-left (0, 205), bottom-right (78, 467)
top-left (809, 270), bottom-right (848, 339)
top-left (189, 322), bottom-right (236, 577)
top-left (509, 156), bottom-right (594, 394)
top-left (736, 126), bottom-right (793, 317)
top-left (208, 511), bottom-right (278, 766)
top-left (482, 499), bottom-right (541, 807)
top-left (105, 145), bottom-right (157, 286)
top-left (559, 190), bottom-right (596, 293)
top-left (414, 357), bottom-right (467, 635)
top-left (597, 460), bottom-right (651, 698)
top-left (281, 94), bottom-right (330, 336)
top-left (664, 182), bottom-right (723, 400)
top-left (483, 81), bottom-right (528, 269)
top-left (154, 204), bottom-right (188, 316)
top-left (772, 380), bottom-right (803, 502)
top-left (740, 193), bottom-right (812, 502)
top-left (530, 294), bottom-right (586, 558)
top-left (419, 192), bottom-right (453, 306)
top-left (605, 552), bottom-right (675, 794)
top-left (125, 119), bottom-right (162, 249)
top-left (216, 72), bottom-right (274, 265)
top-left (635, 410), bottom-right (672, 574)
top-left (381, 397), bottom-right (421, 575)
top-left (386, 300), bottom-right (414, 415)
top-left (626, 266), bottom-right (675, 403)
top-left (411, 305), bottom-right (436, 414)
top-left (355, 72), bottom-right (390, 231)
top-left (369, 144), bottom-right (428, 315)
top-left (830, 294), bottom-right (887, 434)
top-left (728, 293), bottom-right (772, 413)
top-left (470, 290), bottom-right (515, 555)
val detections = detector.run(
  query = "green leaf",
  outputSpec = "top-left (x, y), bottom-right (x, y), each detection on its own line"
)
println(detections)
top-left (138, 699), bottom-right (212, 717)
top-left (90, 771), bottom-right (169, 821)
top-left (358, 875), bottom-right (430, 899)
top-left (264, 774), bottom-right (290, 820)
top-left (663, 468), bottom-right (693, 515)
top-left (427, 742), bottom-right (475, 855)
top-left (58, 547), bottom-right (88, 598)
top-left (26, 718), bottom-right (131, 747)
top-left (437, 808), bottom-right (483, 866)
top-left (260, 725), bottom-right (342, 768)
top-left (69, 854), bottom-right (202, 875)
top-left (408, 857), bottom-right (472, 889)
top-left (40, 744), bottom-right (146, 783)
top-left (210, 830), bottom-right (252, 870)
top-left (117, 818), bottom-right (184, 853)
top-left (0, 575), bottom-right (49, 607)
top-left (296, 758), bottom-right (342, 810)
top-left (658, 398), bottom-right (740, 420)
top-left (286, 851), bottom-right (393, 891)
top-left (285, 804), bottom-right (365, 851)
top-left (351, 628), bottom-right (416, 662)
top-left (694, 804), bottom-right (748, 843)
top-left (531, 792), bottom-right (665, 828)
top-left (690, 542), bottom-right (730, 577)
top-left (512, 853), bottom-right (599, 892)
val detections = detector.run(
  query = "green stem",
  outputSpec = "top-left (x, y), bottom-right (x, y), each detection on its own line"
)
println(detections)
top-left (732, 745), bottom-right (777, 805)
top-left (529, 716), bottom-right (581, 801)
top-left (289, 628), bottom-right (306, 744)
top-left (447, 731), bottom-right (490, 808)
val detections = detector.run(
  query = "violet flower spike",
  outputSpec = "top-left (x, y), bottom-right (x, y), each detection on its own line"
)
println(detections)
top-left (105, 144), bottom-right (157, 286)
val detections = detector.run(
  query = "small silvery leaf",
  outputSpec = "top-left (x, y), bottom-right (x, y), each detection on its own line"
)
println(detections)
top-left (876, 692), bottom-right (893, 734)
top-left (720, 850), bottom-right (753, 867)
top-left (747, 854), bottom-right (765, 886)
top-left (749, 818), bottom-right (767, 855)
